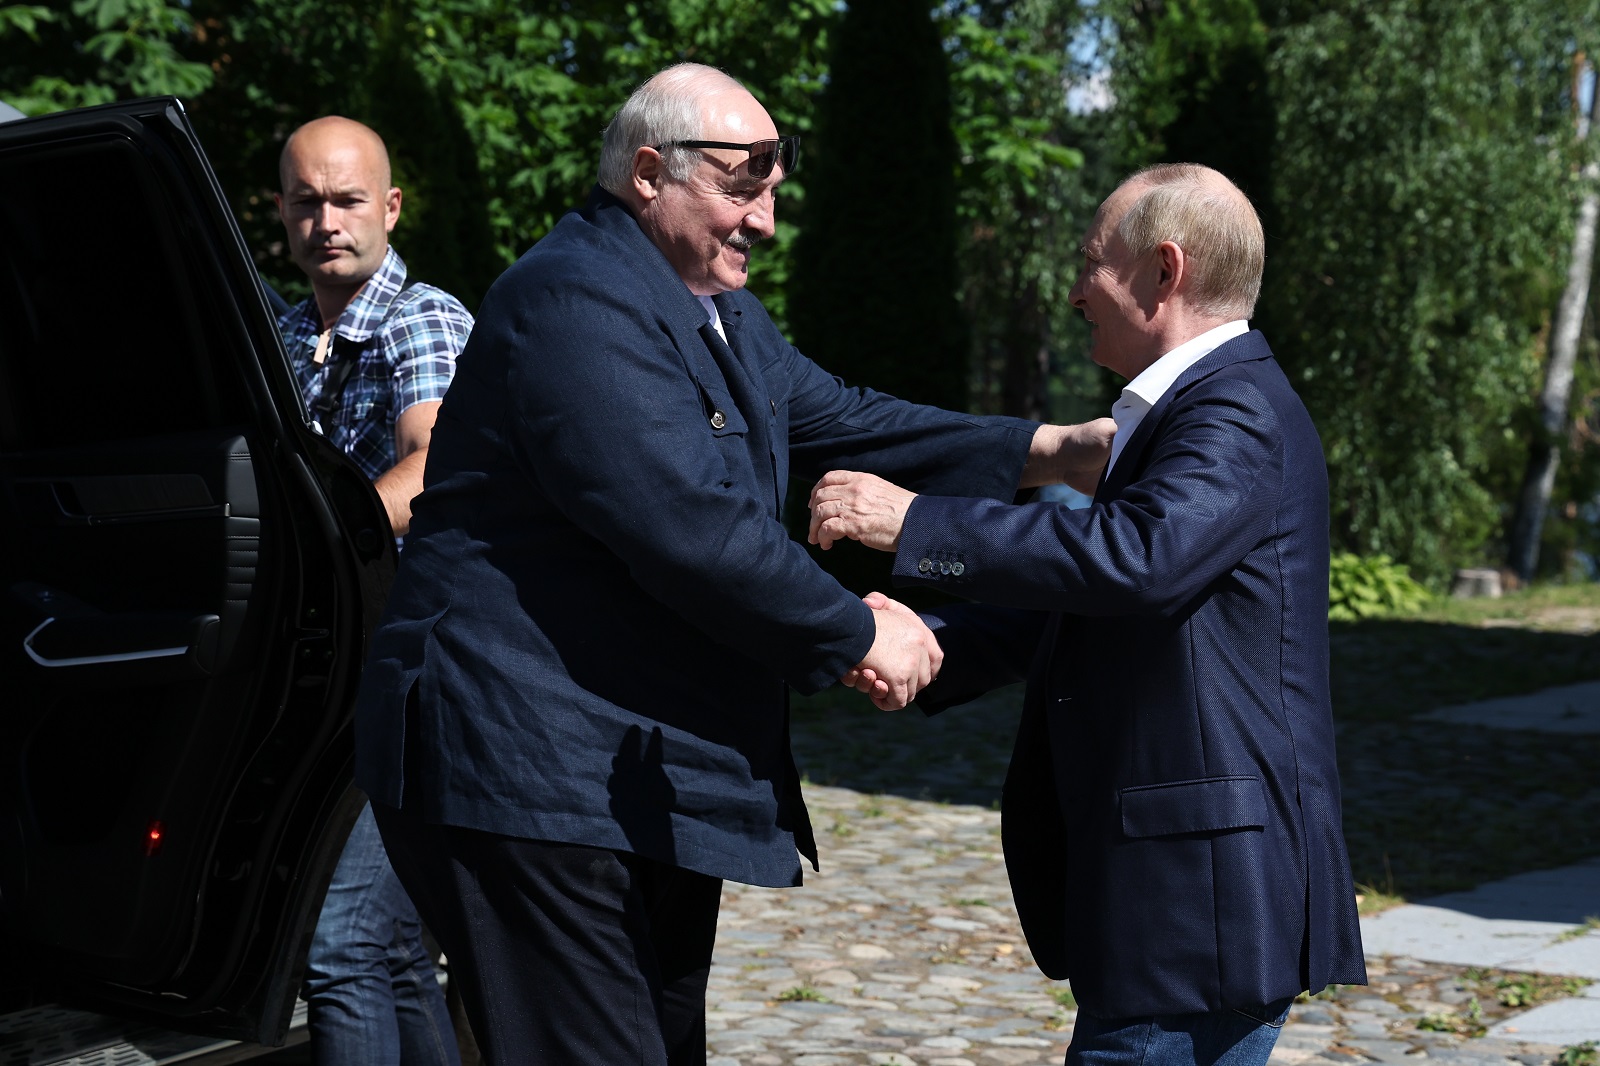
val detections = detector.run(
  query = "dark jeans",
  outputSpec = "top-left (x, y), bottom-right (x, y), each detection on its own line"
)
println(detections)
top-left (373, 801), bottom-right (723, 1066)
top-left (1065, 996), bottom-right (1295, 1066)
top-left (304, 803), bottom-right (462, 1066)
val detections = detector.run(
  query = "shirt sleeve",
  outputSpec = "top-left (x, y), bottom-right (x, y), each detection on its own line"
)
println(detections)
top-left (384, 288), bottom-right (475, 415)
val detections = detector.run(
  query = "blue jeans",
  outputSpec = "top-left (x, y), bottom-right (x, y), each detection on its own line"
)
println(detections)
top-left (1065, 997), bottom-right (1294, 1066)
top-left (304, 803), bottom-right (462, 1066)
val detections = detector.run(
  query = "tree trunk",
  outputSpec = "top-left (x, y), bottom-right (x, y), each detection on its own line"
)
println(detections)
top-left (1508, 60), bottom-right (1600, 583)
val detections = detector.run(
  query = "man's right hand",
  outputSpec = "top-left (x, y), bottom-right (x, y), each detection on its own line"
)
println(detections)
top-left (840, 592), bottom-right (943, 711)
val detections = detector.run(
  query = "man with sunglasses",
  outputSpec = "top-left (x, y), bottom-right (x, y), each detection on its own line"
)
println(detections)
top-left (354, 62), bottom-right (1114, 1064)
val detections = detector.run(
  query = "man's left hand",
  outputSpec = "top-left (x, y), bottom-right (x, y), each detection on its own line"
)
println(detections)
top-left (808, 471), bottom-right (916, 552)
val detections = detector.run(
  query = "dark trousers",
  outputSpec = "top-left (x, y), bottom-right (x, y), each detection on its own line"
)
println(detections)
top-left (373, 802), bottom-right (722, 1065)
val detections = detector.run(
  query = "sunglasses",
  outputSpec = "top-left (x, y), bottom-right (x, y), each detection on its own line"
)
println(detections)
top-left (654, 136), bottom-right (801, 179)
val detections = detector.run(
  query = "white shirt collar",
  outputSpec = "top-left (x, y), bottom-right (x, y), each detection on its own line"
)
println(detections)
top-left (1106, 320), bottom-right (1249, 474)
top-left (697, 295), bottom-right (726, 343)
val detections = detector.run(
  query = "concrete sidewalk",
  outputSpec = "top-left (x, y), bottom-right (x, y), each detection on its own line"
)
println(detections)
top-left (1360, 858), bottom-right (1600, 1044)
top-left (1359, 679), bottom-right (1600, 1047)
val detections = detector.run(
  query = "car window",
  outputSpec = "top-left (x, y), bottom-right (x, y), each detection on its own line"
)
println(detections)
top-left (0, 135), bottom-right (251, 450)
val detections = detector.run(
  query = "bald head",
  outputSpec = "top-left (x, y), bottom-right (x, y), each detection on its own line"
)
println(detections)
top-left (1113, 164), bottom-right (1264, 320)
top-left (275, 115), bottom-right (402, 322)
top-left (279, 116), bottom-right (392, 193)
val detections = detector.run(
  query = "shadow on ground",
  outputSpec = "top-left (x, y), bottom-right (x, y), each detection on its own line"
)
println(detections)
top-left (790, 618), bottom-right (1600, 902)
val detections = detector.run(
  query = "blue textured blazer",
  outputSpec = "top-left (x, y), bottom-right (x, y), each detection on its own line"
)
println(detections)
top-left (897, 331), bottom-right (1366, 1016)
top-left (352, 187), bottom-right (1039, 888)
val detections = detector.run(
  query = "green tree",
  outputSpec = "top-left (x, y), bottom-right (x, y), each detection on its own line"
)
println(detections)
top-left (1508, 53), bottom-right (1600, 582)
top-left (0, 0), bottom-right (212, 114)
top-left (185, 0), bottom-right (832, 318)
top-left (790, 0), bottom-right (966, 412)
top-left (1261, 0), bottom-right (1580, 584)
top-left (945, 0), bottom-right (1091, 421)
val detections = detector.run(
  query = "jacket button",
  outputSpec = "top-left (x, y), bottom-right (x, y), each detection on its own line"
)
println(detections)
top-left (918, 558), bottom-right (933, 573)
top-left (951, 561), bottom-right (965, 576)
top-left (710, 411), bottom-right (726, 429)
top-left (938, 560), bottom-right (951, 575)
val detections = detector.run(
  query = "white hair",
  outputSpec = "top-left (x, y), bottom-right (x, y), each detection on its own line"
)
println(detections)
top-left (597, 64), bottom-right (745, 194)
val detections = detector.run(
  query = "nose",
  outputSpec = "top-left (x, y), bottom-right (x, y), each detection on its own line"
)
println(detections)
top-left (744, 186), bottom-right (777, 240)
top-left (313, 202), bottom-right (340, 235)
top-left (1068, 271), bottom-right (1086, 309)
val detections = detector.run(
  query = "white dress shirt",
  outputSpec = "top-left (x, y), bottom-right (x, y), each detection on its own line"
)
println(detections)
top-left (698, 294), bottom-right (727, 343)
top-left (1106, 320), bottom-right (1250, 474)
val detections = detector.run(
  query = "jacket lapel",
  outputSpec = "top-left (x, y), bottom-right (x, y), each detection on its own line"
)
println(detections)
top-left (580, 186), bottom-right (781, 511)
top-left (1098, 330), bottom-right (1274, 499)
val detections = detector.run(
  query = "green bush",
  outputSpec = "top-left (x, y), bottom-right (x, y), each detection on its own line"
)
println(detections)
top-left (1328, 552), bottom-right (1431, 621)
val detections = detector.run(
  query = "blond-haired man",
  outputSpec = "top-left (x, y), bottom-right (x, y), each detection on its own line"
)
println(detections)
top-left (812, 164), bottom-right (1367, 1066)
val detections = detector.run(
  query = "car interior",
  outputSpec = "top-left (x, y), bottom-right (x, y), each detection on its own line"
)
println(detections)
top-left (0, 105), bottom-right (382, 1039)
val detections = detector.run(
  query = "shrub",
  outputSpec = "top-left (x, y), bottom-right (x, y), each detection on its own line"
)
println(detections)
top-left (1328, 552), bottom-right (1431, 621)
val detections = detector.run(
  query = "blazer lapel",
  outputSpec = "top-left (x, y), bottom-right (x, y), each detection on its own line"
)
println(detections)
top-left (1099, 330), bottom-right (1275, 497)
top-left (698, 319), bottom-right (778, 511)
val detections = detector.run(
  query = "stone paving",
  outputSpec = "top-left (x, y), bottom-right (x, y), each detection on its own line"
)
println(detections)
top-left (704, 783), bottom-right (1597, 1066)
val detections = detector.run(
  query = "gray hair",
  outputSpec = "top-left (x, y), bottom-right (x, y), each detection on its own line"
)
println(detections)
top-left (597, 63), bottom-right (744, 195)
top-left (1117, 163), bottom-right (1264, 320)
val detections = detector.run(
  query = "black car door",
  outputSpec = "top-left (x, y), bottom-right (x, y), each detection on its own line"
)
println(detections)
top-left (0, 98), bottom-right (395, 1043)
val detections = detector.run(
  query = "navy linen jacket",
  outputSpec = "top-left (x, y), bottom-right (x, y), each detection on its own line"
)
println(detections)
top-left (898, 332), bottom-right (1366, 1017)
top-left (353, 187), bottom-right (1039, 888)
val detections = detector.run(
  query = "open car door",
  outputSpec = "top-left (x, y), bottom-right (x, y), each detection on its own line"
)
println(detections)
top-left (0, 98), bottom-right (395, 1044)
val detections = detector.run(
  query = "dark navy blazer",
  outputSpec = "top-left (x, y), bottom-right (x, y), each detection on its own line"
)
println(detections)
top-left (353, 187), bottom-right (1039, 888)
top-left (898, 332), bottom-right (1366, 1016)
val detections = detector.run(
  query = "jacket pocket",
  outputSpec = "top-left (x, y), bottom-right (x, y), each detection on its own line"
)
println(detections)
top-left (1118, 775), bottom-right (1266, 839)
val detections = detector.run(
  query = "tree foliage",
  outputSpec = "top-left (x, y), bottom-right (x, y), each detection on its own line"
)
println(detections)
top-left (946, 0), bottom-right (1093, 422)
top-left (790, 0), bottom-right (966, 411)
top-left (1260, 0), bottom-right (1582, 584)
top-left (0, 0), bottom-right (213, 114)
top-left (9, 0), bottom-right (1600, 585)
top-left (177, 0), bottom-right (833, 313)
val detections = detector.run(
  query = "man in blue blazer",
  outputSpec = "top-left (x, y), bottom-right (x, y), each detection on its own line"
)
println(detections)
top-left (353, 63), bottom-right (1113, 1064)
top-left (811, 164), bottom-right (1366, 1066)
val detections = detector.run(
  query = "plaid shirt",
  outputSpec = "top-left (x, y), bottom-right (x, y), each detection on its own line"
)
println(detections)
top-left (279, 246), bottom-right (473, 483)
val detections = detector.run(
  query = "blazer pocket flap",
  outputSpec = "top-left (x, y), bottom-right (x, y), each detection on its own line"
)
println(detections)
top-left (1119, 775), bottom-right (1266, 838)
top-left (695, 381), bottom-right (749, 437)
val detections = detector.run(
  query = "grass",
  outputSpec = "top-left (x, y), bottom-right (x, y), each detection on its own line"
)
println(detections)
top-left (1329, 584), bottom-right (1600, 725)
top-left (1333, 584), bottom-right (1600, 898)
top-left (1410, 969), bottom-right (1595, 1040)
top-left (1558, 1041), bottom-right (1598, 1066)
top-left (1043, 986), bottom-right (1078, 1030)
top-left (1353, 879), bottom-right (1407, 917)
top-left (1553, 916), bottom-right (1600, 942)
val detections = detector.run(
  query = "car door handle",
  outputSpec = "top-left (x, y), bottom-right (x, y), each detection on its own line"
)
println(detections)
top-left (23, 612), bottom-right (220, 669)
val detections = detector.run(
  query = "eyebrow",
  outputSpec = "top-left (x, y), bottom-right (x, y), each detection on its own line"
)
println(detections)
top-left (290, 184), bottom-right (369, 198)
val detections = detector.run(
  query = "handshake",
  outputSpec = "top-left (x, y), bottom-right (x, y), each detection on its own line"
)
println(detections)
top-left (805, 470), bottom-right (935, 711)
top-left (806, 419), bottom-right (1116, 710)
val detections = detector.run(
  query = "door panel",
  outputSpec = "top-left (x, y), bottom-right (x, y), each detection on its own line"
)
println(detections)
top-left (3, 431), bottom-right (269, 985)
top-left (0, 99), bottom-right (394, 1041)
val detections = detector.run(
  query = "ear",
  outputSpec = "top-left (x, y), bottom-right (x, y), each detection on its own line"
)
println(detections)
top-left (272, 192), bottom-right (285, 222)
top-left (632, 146), bottom-right (664, 203)
top-left (1154, 240), bottom-right (1186, 302)
top-left (385, 186), bottom-right (402, 233)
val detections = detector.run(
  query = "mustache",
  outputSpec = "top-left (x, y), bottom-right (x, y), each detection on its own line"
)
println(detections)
top-left (726, 232), bottom-right (762, 252)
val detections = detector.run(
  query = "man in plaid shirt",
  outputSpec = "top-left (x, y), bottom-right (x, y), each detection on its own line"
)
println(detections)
top-left (275, 115), bottom-right (471, 1066)
top-left (276, 116), bottom-right (473, 536)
